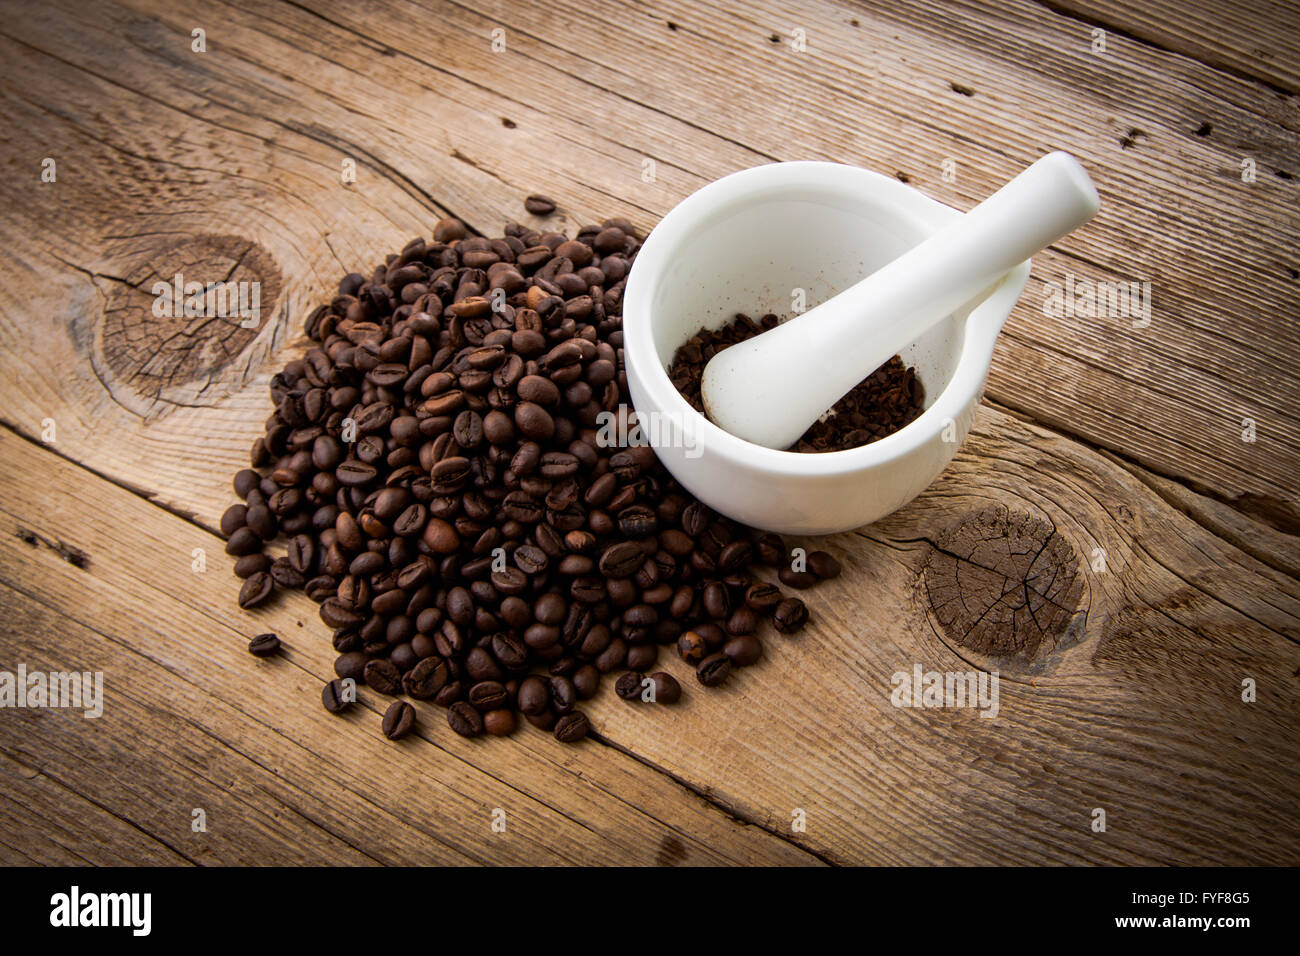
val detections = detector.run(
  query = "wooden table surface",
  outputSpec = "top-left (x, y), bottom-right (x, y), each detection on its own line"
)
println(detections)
top-left (0, 0), bottom-right (1296, 866)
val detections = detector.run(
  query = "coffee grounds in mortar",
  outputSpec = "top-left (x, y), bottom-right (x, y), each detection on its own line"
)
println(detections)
top-left (668, 313), bottom-right (925, 452)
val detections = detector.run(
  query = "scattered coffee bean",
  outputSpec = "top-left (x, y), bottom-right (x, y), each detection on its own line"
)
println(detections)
top-left (321, 678), bottom-right (352, 713)
top-left (247, 632), bottom-right (281, 657)
top-left (649, 671), bottom-right (682, 704)
top-left (677, 630), bottom-right (708, 664)
top-left (238, 572), bottom-right (274, 609)
top-left (524, 194), bottom-right (557, 216)
top-left (363, 659), bottom-right (402, 695)
top-left (448, 701), bottom-right (484, 737)
top-left (220, 504), bottom-right (248, 537)
top-left (484, 708), bottom-right (516, 736)
top-left (773, 598), bottom-right (809, 634)
top-left (808, 550), bottom-right (842, 579)
top-left (696, 653), bottom-right (732, 687)
top-left (615, 671), bottom-right (645, 701)
top-left (232, 553), bottom-right (271, 579)
top-left (382, 700), bottom-right (416, 740)
top-left (779, 567), bottom-right (819, 590)
top-left (554, 711), bottom-right (590, 742)
top-left (403, 657), bottom-right (448, 699)
top-left (724, 633), bottom-right (763, 667)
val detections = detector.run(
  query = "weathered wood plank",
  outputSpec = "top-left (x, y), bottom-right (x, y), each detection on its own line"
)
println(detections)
top-left (5, 394), bottom-right (1297, 863)
top-left (0, 429), bottom-right (819, 865)
top-left (0, 0), bottom-right (1295, 866)
top-left (0, 745), bottom-right (189, 865)
top-left (0, 0), bottom-right (1295, 520)
top-left (1046, 0), bottom-right (1300, 93)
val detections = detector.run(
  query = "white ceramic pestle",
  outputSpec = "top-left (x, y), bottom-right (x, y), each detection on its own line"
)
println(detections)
top-left (700, 151), bottom-right (1100, 449)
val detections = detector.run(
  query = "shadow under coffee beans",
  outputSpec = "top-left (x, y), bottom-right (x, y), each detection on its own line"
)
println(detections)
top-left (668, 313), bottom-right (925, 452)
top-left (222, 211), bottom-right (841, 745)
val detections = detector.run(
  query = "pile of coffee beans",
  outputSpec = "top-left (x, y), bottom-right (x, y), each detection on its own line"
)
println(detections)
top-left (224, 210), bottom-right (838, 744)
top-left (668, 313), bottom-right (925, 452)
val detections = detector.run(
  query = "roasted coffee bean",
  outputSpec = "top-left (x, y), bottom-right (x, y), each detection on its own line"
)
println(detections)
top-left (778, 567), bottom-right (818, 589)
top-left (434, 680), bottom-right (463, 708)
top-left (517, 675), bottom-right (550, 715)
top-left (515, 401), bottom-right (555, 439)
top-left (321, 678), bottom-right (353, 713)
top-left (649, 671), bottom-right (682, 704)
top-left (363, 659), bottom-right (402, 695)
top-left (594, 637), bottom-right (628, 673)
top-left (247, 632), bottom-right (281, 657)
top-left (726, 606), bottom-right (758, 636)
top-left (245, 504), bottom-right (277, 540)
top-left (491, 567), bottom-right (529, 597)
top-left (382, 701), bottom-right (416, 740)
top-left (754, 533), bottom-right (784, 565)
top-left (492, 632), bottom-right (529, 670)
top-left (540, 451), bottom-right (579, 478)
top-left (808, 550), bottom-right (842, 579)
top-left (225, 526), bottom-right (262, 557)
top-left (718, 540), bottom-right (753, 572)
top-left (483, 709), bottom-right (516, 736)
top-left (724, 633), bottom-right (763, 667)
top-left (626, 643), bottom-right (658, 671)
top-left (524, 194), bottom-right (557, 215)
top-left (702, 580), bottom-right (731, 619)
top-left (572, 663), bottom-right (600, 699)
top-left (287, 534), bottom-right (316, 574)
top-left (745, 582), bottom-right (783, 611)
top-left (617, 505), bottom-right (657, 538)
top-left (696, 652), bottom-right (732, 687)
top-left (233, 553), bottom-right (271, 579)
top-left (234, 468), bottom-right (261, 498)
top-left (518, 374), bottom-right (560, 405)
top-left (334, 651), bottom-right (367, 681)
top-left (238, 571), bottom-right (274, 609)
top-left (221, 504), bottom-right (248, 536)
top-left (677, 630), bottom-right (708, 664)
top-left (584, 472), bottom-right (617, 507)
top-left (448, 701), bottom-right (484, 737)
top-left (422, 518), bottom-right (460, 554)
top-left (773, 597), bottom-right (809, 633)
top-left (469, 680), bottom-right (510, 711)
top-left (615, 671), bottom-right (645, 701)
top-left (403, 656), bottom-right (449, 699)
top-left (465, 646), bottom-right (503, 682)
top-left (678, 505), bottom-right (710, 541)
top-left (269, 558), bottom-right (305, 589)
top-left (549, 675), bottom-right (576, 714)
top-left (432, 456), bottom-right (471, 487)
top-left (336, 460), bottom-right (378, 487)
top-left (598, 541), bottom-right (643, 577)
top-left (553, 711), bottom-right (590, 743)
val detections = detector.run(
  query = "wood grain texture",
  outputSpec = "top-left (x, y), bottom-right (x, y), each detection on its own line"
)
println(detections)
top-left (0, 0), bottom-right (1296, 866)
top-left (3, 400), bottom-right (1296, 864)
top-left (0, 431), bottom-right (818, 866)
top-left (0, 0), bottom-right (1296, 520)
top-left (1047, 0), bottom-right (1300, 93)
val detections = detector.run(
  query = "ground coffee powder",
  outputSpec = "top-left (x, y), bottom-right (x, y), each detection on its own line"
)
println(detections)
top-left (668, 313), bottom-right (925, 452)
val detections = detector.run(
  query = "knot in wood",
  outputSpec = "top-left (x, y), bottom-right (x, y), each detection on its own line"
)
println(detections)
top-left (922, 504), bottom-right (1083, 660)
top-left (94, 234), bottom-right (281, 414)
